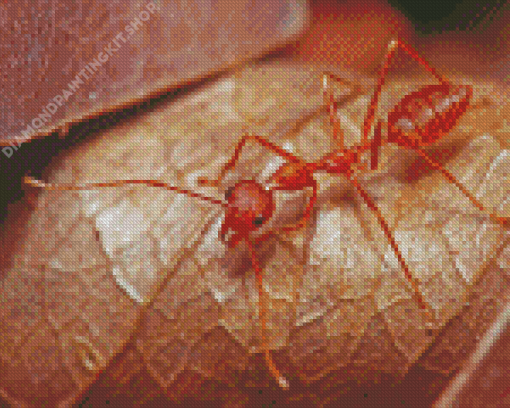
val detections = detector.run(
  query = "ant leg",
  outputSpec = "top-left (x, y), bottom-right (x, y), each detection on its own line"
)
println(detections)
top-left (393, 39), bottom-right (449, 87)
top-left (246, 239), bottom-right (289, 390)
top-left (24, 176), bottom-right (229, 209)
top-left (324, 80), bottom-right (343, 149)
top-left (322, 72), bottom-right (364, 149)
top-left (363, 40), bottom-right (399, 146)
top-left (415, 148), bottom-right (509, 227)
top-left (370, 121), bottom-right (385, 170)
top-left (280, 179), bottom-right (318, 234)
top-left (253, 180), bottom-right (317, 246)
top-left (197, 134), bottom-right (303, 187)
top-left (348, 174), bottom-right (436, 320)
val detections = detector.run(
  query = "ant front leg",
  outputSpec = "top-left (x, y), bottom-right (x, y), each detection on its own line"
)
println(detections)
top-left (280, 179), bottom-right (318, 234)
top-left (245, 239), bottom-right (289, 390)
top-left (197, 133), bottom-right (302, 187)
top-left (252, 176), bottom-right (318, 246)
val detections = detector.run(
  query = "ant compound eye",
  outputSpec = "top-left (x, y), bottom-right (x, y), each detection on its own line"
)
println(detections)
top-left (224, 186), bottom-right (235, 200)
top-left (253, 216), bottom-right (265, 225)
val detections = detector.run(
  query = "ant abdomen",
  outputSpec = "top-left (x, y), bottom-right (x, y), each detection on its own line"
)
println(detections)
top-left (387, 83), bottom-right (473, 148)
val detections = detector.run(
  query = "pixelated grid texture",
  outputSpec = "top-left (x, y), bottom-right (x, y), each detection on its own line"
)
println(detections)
top-left (1, 1), bottom-right (510, 408)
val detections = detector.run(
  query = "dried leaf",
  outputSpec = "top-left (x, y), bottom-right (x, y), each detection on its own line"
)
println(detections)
top-left (2, 51), bottom-right (510, 407)
top-left (2, 2), bottom-right (510, 407)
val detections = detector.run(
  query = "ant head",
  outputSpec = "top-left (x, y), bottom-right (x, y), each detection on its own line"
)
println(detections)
top-left (220, 180), bottom-right (275, 247)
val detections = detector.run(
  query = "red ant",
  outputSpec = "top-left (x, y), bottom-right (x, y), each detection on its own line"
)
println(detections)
top-left (24, 38), bottom-right (508, 392)
top-left (196, 37), bottom-right (509, 383)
